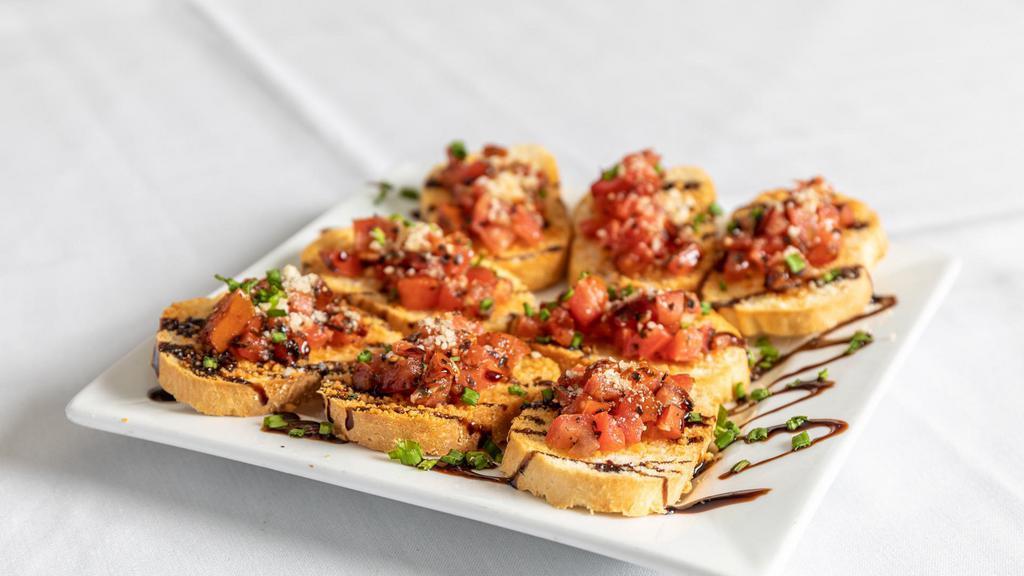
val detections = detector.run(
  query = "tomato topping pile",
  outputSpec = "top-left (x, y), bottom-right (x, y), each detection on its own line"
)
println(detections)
top-left (509, 275), bottom-right (740, 364)
top-left (546, 360), bottom-right (696, 457)
top-left (722, 177), bottom-right (858, 290)
top-left (428, 142), bottom-right (549, 253)
top-left (320, 218), bottom-right (512, 319)
top-left (199, 266), bottom-right (367, 366)
top-left (350, 315), bottom-right (529, 407)
top-left (580, 149), bottom-right (706, 276)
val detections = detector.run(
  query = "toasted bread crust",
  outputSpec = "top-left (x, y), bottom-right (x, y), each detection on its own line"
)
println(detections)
top-left (320, 354), bottom-right (561, 455)
top-left (568, 166), bottom-right (718, 292)
top-left (156, 297), bottom-right (401, 416)
top-left (499, 387), bottom-right (717, 516)
top-left (300, 227), bottom-right (537, 335)
top-left (422, 145), bottom-right (571, 291)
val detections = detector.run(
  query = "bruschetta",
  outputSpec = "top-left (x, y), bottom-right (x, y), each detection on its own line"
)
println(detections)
top-left (508, 274), bottom-right (748, 405)
top-left (569, 149), bottom-right (720, 292)
top-left (301, 217), bottom-right (536, 335)
top-left (421, 142), bottom-right (571, 290)
top-left (155, 265), bottom-right (401, 416)
top-left (701, 176), bottom-right (888, 336)
top-left (499, 359), bottom-right (715, 516)
top-left (319, 314), bottom-right (561, 455)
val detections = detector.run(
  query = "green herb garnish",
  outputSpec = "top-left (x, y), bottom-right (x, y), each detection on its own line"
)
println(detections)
top-left (700, 301), bottom-right (712, 315)
top-left (535, 335), bottom-right (552, 344)
top-left (266, 308), bottom-right (287, 318)
top-left (692, 213), bottom-right (706, 227)
top-left (373, 181), bottom-right (393, 205)
top-left (507, 384), bottom-right (526, 397)
top-left (733, 381), bottom-right (747, 401)
top-left (607, 286), bottom-right (618, 300)
top-left (357, 350), bottom-right (373, 363)
top-left (817, 368), bottom-right (829, 380)
top-left (718, 279), bottom-right (728, 292)
top-left (750, 387), bottom-right (772, 403)
top-left (271, 331), bottom-right (286, 344)
top-left (440, 450), bottom-right (465, 466)
top-left (538, 308), bottom-right (551, 322)
top-left (448, 140), bottom-right (467, 160)
top-left (465, 451), bottom-right (493, 470)
top-left (369, 226), bottom-right (387, 247)
top-left (263, 414), bottom-right (288, 429)
top-left (288, 428), bottom-right (305, 438)
top-left (686, 412), bottom-right (704, 424)
top-left (560, 288), bottom-right (575, 302)
top-left (786, 416), bottom-right (808, 431)
top-left (319, 422), bottom-right (333, 436)
top-left (388, 439), bottom-right (424, 466)
top-left (746, 427), bottom-right (769, 442)
top-left (266, 268), bottom-right (282, 289)
top-left (821, 268), bottom-right (840, 283)
top-left (482, 437), bottom-right (503, 463)
top-left (846, 330), bottom-right (873, 354)
top-left (709, 202), bottom-right (724, 217)
top-left (601, 164), bottom-right (620, 181)
top-left (791, 431), bottom-right (812, 451)
top-left (214, 274), bottom-right (240, 292)
top-left (731, 459), bottom-right (751, 474)
top-left (523, 302), bottom-right (535, 317)
top-left (622, 284), bottom-right (635, 297)
top-left (202, 356), bottom-right (218, 369)
top-left (461, 387), bottom-right (480, 405)
top-left (541, 388), bottom-right (554, 402)
top-left (399, 187), bottom-right (420, 200)
top-left (416, 459), bottom-right (438, 471)
top-left (479, 298), bottom-right (494, 314)
top-left (569, 332), bottom-right (583, 350)
top-left (784, 251), bottom-right (807, 274)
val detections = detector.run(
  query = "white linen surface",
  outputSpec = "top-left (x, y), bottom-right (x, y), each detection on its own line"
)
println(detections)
top-left (2, 1), bottom-right (1022, 574)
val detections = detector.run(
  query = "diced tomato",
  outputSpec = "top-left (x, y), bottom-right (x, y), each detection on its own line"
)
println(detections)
top-left (510, 204), bottom-right (544, 245)
top-left (396, 276), bottom-right (441, 310)
top-left (435, 203), bottom-right (465, 234)
top-left (567, 275), bottom-right (608, 329)
top-left (838, 203), bottom-right (857, 228)
top-left (353, 217), bottom-right (394, 251)
top-left (667, 243), bottom-right (701, 274)
top-left (509, 315), bottom-right (541, 340)
top-left (546, 307), bottom-right (578, 347)
top-left (654, 404), bottom-right (685, 440)
top-left (439, 159), bottom-right (488, 189)
top-left (482, 144), bottom-right (507, 157)
top-left (663, 373), bottom-right (694, 394)
top-left (617, 412), bottom-right (644, 444)
top-left (653, 292), bottom-right (690, 327)
top-left (321, 249), bottom-right (362, 277)
top-left (436, 284), bottom-right (463, 311)
top-left (634, 326), bottom-right (673, 360)
top-left (660, 326), bottom-right (706, 363)
top-left (304, 323), bottom-right (332, 350)
top-left (593, 412), bottom-right (626, 452)
top-left (230, 331), bottom-right (266, 363)
top-left (546, 414), bottom-right (600, 458)
top-left (201, 290), bottom-right (257, 353)
top-left (471, 194), bottom-right (516, 253)
top-left (655, 377), bottom-right (691, 407)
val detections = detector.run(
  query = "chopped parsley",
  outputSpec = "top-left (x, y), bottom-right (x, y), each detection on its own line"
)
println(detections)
top-left (621, 284), bottom-right (635, 298)
top-left (448, 140), bottom-right (467, 160)
top-left (266, 308), bottom-right (287, 318)
top-left (461, 387), bottom-right (480, 405)
top-left (507, 384), bottom-right (526, 397)
top-left (784, 251), bottom-right (807, 274)
top-left (791, 431), bottom-right (812, 451)
top-left (607, 286), bottom-right (618, 300)
top-left (846, 330), bottom-right (873, 354)
top-left (692, 213), bottom-right (707, 227)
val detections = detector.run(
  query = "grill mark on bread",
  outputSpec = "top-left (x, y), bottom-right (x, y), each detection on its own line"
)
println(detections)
top-left (708, 265), bottom-right (864, 309)
top-left (159, 317), bottom-right (206, 338)
top-left (157, 343), bottom-right (250, 385)
top-left (490, 244), bottom-right (566, 262)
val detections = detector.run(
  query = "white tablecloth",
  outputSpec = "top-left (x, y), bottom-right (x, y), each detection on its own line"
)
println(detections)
top-left (3, 1), bottom-right (1022, 574)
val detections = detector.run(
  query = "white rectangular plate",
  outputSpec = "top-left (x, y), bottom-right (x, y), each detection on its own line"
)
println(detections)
top-left (67, 175), bottom-right (959, 576)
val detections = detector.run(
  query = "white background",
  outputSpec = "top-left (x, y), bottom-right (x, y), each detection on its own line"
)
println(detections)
top-left (3, 1), bottom-right (1023, 574)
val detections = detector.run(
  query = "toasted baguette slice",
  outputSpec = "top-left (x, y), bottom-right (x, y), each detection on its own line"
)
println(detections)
top-left (301, 226), bottom-right (536, 335)
top-left (701, 188), bottom-right (887, 336)
top-left (499, 388), bottom-right (717, 517)
top-left (569, 166), bottom-right (719, 292)
top-left (156, 297), bottom-right (400, 416)
top-left (422, 145), bottom-right (571, 290)
top-left (320, 353), bottom-right (560, 455)
top-left (528, 309), bottom-right (747, 406)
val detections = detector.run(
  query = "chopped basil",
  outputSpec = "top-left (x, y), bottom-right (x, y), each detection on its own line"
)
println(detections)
top-left (746, 427), bottom-right (768, 443)
top-left (214, 274), bottom-right (240, 292)
top-left (846, 330), bottom-right (873, 354)
top-left (709, 202), bottom-right (724, 217)
top-left (733, 381), bottom-right (747, 401)
top-left (271, 331), bottom-right (286, 344)
top-left (357, 350), bottom-right (373, 363)
top-left (479, 298), bottom-right (494, 314)
top-left (507, 384), bottom-right (526, 397)
top-left (523, 302), bottom-right (535, 317)
top-left (461, 387), bottom-right (480, 405)
top-left (601, 164), bottom-right (620, 181)
top-left (448, 140), bottom-right (467, 160)
top-left (482, 437), bottom-right (503, 463)
top-left (319, 422), bottom-right (333, 436)
top-left (750, 387), bottom-right (772, 403)
top-left (263, 414), bottom-right (288, 429)
top-left (288, 428), bottom-right (305, 438)
top-left (440, 449), bottom-right (465, 466)
top-left (786, 416), bottom-right (808, 431)
top-left (399, 187), bottom-right (420, 200)
top-left (784, 251), bottom-right (807, 274)
top-left (569, 332), bottom-right (583, 350)
top-left (369, 226), bottom-right (387, 247)
top-left (202, 356), bottom-right (218, 369)
top-left (731, 459), bottom-right (751, 474)
top-left (791, 431), bottom-right (812, 451)
top-left (700, 301), bottom-right (712, 315)
top-left (388, 439), bottom-right (424, 466)
top-left (686, 412), bottom-right (704, 424)
top-left (373, 181), bottom-right (393, 205)
top-left (541, 388), bottom-right (554, 402)
top-left (465, 451), bottom-right (493, 470)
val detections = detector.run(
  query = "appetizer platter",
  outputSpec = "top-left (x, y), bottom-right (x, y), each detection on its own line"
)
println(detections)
top-left (67, 143), bottom-right (958, 575)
